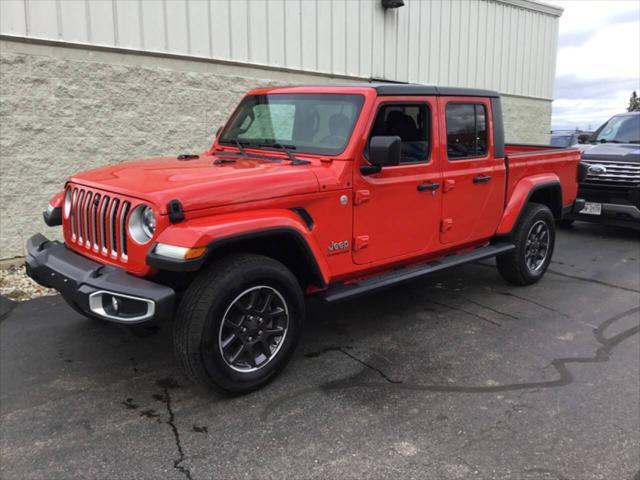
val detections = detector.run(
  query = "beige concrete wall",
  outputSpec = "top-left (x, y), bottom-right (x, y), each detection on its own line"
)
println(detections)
top-left (0, 39), bottom-right (350, 259)
top-left (0, 39), bottom-right (551, 259)
top-left (502, 94), bottom-right (553, 145)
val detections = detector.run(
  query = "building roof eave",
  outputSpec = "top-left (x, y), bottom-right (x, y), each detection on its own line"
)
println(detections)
top-left (494, 0), bottom-right (564, 17)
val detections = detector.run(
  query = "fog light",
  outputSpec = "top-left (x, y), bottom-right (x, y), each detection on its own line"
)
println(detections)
top-left (88, 291), bottom-right (155, 322)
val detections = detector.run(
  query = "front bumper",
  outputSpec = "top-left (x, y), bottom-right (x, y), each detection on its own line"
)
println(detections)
top-left (25, 234), bottom-right (175, 323)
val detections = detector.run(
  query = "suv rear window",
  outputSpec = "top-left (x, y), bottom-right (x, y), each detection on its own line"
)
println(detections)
top-left (446, 104), bottom-right (488, 159)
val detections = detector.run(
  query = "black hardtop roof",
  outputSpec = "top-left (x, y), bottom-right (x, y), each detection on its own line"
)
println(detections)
top-left (373, 83), bottom-right (500, 98)
top-left (285, 83), bottom-right (500, 98)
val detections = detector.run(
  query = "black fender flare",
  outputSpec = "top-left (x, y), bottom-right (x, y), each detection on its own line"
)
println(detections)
top-left (147, 227), bottom-right (326, 287)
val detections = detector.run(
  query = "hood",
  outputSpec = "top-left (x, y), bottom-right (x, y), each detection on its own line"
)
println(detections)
top-left (580, 143), bottom-right (640, 163)
top-left (70, 154), bottom-right (321, 213)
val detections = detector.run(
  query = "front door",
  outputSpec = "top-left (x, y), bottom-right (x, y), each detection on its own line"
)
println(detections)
top-left (438, 98), bottom-right (506, 245)
top-left (352, 97), bottom-right (442, 265)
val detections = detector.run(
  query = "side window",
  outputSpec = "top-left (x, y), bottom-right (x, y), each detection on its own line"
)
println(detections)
top-left (369, 103), bottom-right (430, 164)
top-left (446, 103), bottom-right (488, 160)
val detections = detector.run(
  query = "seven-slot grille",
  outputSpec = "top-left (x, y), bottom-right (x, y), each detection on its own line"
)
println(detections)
top-left (67, 187), bottom-right (131, 261)
top-left (581, 159), bottom-right (640, 187)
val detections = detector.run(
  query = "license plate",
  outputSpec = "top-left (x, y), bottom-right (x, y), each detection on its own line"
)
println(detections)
top-left (580, 202), bottom-right (602, 215)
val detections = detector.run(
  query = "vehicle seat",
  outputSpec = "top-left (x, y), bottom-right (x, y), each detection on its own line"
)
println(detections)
top-left (386, 111), bottom-right (420, 141)
top-left (321, 113), bottom-right (351, 146)
top-left (293, 111), bottom-right (320, 142)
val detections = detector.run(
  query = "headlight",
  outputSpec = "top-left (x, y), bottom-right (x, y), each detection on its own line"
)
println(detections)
top-left (64, 189), bottom-right (72, 218)
top-left (128, 205), bottom-right (156, 244)
top-left (142, 206), bottom-right (157, 237)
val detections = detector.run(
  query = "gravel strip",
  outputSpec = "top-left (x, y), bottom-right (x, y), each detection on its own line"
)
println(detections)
top-left (0, 265), bottom-right (57, 301)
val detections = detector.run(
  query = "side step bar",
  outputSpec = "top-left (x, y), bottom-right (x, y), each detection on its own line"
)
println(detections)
top-left (318, 242), bottom-right (515, 303)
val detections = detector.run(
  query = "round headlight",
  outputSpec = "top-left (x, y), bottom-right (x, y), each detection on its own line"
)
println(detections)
top-left (128, 205), bottom-right (156, 244)
top-left (142, 206), bottom-right (156, 237)
top-left (64, 189), bottom-right (72, 218)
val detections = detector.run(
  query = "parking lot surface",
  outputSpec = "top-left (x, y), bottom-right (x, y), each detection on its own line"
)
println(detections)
top-left (1, 223), bottom-right (639, 480)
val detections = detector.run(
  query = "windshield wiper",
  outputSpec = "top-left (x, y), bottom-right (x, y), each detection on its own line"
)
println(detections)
top-left (218, 138), bottom-right (249, 154)
top-left (258, 142), bottom-right (294, 159)
top-left (257, 143), bottom-right (310, 165)
top-left (217, 139), bottom-right (282, 162)
top-left (232, 139), bottom-right (246, 154)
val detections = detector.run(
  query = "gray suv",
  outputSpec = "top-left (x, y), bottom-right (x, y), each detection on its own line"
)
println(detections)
top-left (566, 112), bottom-right (640, 229)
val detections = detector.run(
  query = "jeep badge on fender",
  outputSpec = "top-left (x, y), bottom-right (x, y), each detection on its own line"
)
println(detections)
top-left (328, 240), bottom-right (349, 252)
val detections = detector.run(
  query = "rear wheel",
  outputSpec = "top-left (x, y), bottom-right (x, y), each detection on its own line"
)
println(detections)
top-left (173, 254), bottom-right (304, 394)
top-left (497, 203), bottom-right (555, 286)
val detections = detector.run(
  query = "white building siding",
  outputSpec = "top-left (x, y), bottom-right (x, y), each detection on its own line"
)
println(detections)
top-left (1, 0), bottom-right (561, 99)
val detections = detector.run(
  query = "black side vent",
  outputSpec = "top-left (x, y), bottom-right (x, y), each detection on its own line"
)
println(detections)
top-left (167, 199), bottom-right (185, 223)
top-left (291, 208), bottom-right (314, 230)
top-left (177, 154), bottom-right (199, 160)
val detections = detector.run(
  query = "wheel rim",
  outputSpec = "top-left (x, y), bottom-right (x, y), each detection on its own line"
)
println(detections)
top-left (525, 220), bottom-right (550, 272)
top-left (218, 285), bottom-right (289, 373)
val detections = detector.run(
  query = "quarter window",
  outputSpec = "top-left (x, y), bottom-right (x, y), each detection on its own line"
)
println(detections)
top-left (446, 104), bottom-right (488, 160)
top-left (369, 103), bottom-right (430, 164)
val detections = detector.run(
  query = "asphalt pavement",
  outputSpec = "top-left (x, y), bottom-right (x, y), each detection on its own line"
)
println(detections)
top-left (1, 222), bottom-right (639, 480)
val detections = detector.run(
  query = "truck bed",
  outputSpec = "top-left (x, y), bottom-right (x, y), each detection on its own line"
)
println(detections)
top-left (505, 143), bottom-right (575, 155)
top-left (504, 143), bottom-right (582, 210)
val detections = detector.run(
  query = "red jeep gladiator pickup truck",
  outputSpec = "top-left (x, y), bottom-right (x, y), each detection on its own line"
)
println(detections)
top-left (27, 84), bottom-right (583, 394)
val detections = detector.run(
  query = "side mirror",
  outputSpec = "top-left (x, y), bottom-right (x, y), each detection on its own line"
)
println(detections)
top-left (360, 136), bottom-right (401, 175)
top-left (371, 136), bottom-right (401, 166)
top-left (577, 133), bottom-right (590, 144)
top-left (361, 136), bottom-right (401, 176)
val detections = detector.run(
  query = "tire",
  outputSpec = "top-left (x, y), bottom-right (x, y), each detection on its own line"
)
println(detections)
top-left (173, 254), bottom-right (304, 395)
top-left (497, 203), bottom-right (556, 286)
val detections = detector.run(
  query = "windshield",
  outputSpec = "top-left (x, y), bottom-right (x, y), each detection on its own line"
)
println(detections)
top-left (550, 135), bottom-right (573, 148)
top-left (219, 94), bottom-right (364, 155)
top-left (593, 115), bottom-right (640, 144)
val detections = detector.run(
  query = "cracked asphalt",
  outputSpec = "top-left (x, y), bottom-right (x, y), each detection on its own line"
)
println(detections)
top-left (1, 223), bottom-right (639, 480)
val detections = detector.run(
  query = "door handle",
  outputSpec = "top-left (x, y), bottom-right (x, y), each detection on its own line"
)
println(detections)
top-left (417, 182), bottom-right (440, 192)
top-left (473, 175), bottom-right (492, 184)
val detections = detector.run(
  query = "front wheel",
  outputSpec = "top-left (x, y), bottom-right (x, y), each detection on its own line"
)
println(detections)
top-left (497, 203), bottom-right (556, 286)
top-left (173, 254), bottom-right (304, 395)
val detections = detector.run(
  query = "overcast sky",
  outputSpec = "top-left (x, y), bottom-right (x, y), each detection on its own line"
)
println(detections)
top-left (551, 0), bottom-right (640, 131)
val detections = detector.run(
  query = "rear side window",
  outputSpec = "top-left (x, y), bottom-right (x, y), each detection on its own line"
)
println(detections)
top-left (369, 103), bottom-right (430, 163)
top-left (446, 103), bottom-right (488, 160)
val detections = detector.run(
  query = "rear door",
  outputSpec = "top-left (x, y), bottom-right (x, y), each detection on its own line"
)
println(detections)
top-left (352, 97), bottom-right (442, 265)
top-left (438, 97), bottom-right (506, 245)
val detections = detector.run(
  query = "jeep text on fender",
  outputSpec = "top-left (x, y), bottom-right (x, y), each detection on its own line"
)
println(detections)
top-left (28, 84), bottom-right (583, 394)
